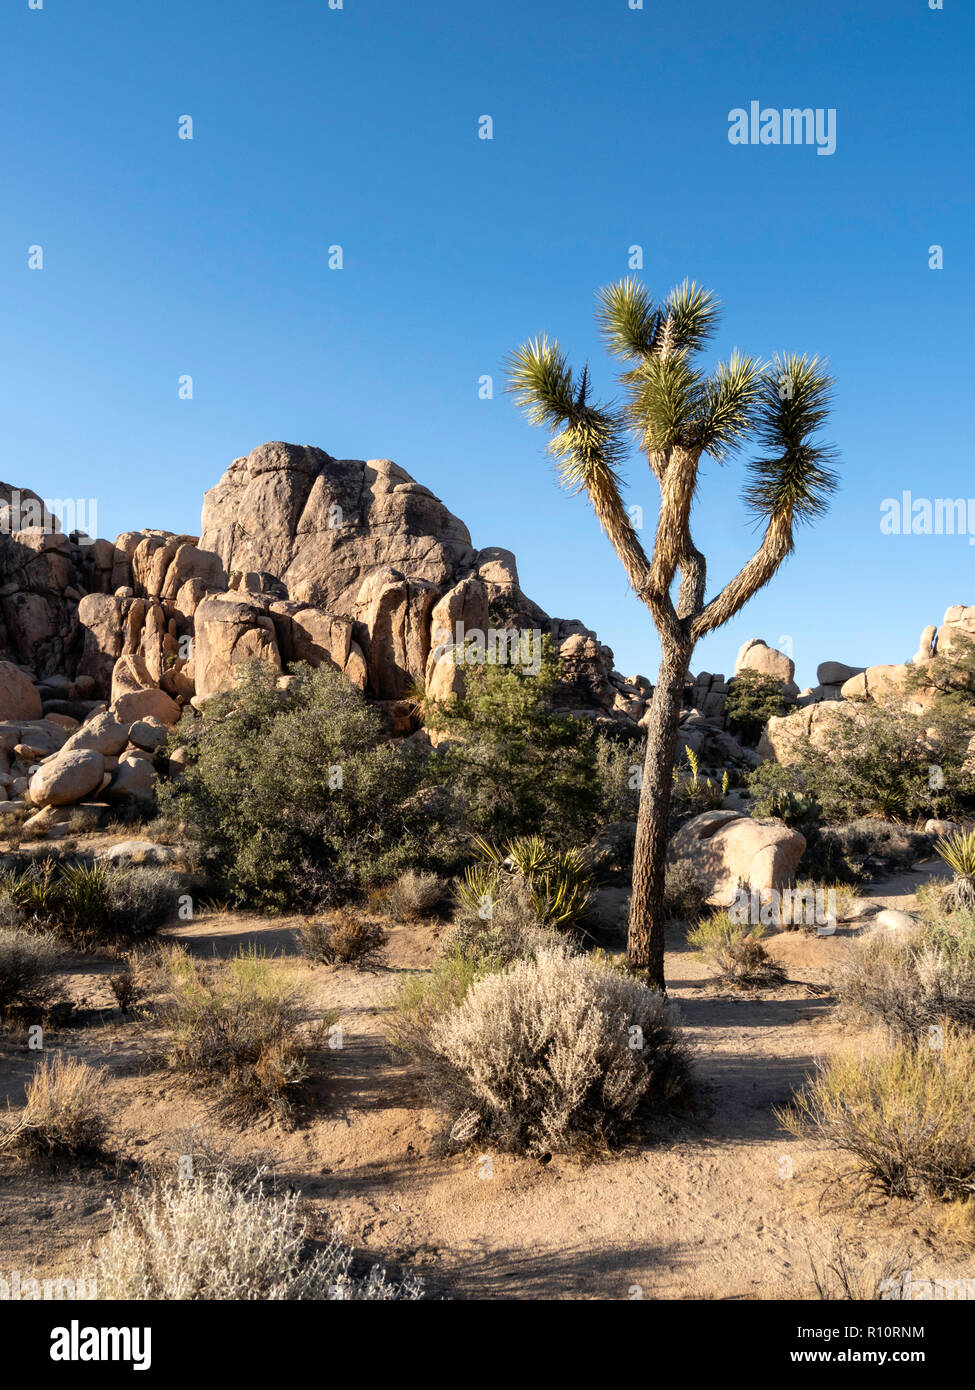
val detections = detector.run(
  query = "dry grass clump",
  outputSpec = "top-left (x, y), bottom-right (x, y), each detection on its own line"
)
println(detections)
top-left (804, 1232), bottom-right (914, 1300)
top-left (384, 869), bottom-right (447, 921)
top-left (159, 946), bottom-right (324, 1125)
top-left (0, 1054), bottom-right (108, 1158)
top-left (0, 926), bottom-right (59, 1019)
top-left (298, 908), bottom-right (387, 967)
top-left (89, 1171), bottom-right (422, 1300)
top-left (686, 912), bottom-right (786, 987)
top-left (416, 945), bottom-right (691, 1155)
top-left (779, 1024), bottom-right (975, 1199)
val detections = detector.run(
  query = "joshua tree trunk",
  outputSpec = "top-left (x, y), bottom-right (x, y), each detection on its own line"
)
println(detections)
top-left (628, 641), bottom-right (694, 990)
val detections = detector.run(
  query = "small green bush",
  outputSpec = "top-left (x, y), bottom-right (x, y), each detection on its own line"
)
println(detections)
top-left (159, 946), bottom-right (325, 1125)
top-left (687, 911), bottom-right (785, 987)
top-left (724, 668), bottom-right (790, 744)
top-left (159, 660), bottom-right (458, 911)
top-left (779, 1025), bottom-right (975, 1199)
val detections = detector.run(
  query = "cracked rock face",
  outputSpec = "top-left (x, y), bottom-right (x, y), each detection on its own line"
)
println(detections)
top-left (200, 443), bottom-right (476, 616)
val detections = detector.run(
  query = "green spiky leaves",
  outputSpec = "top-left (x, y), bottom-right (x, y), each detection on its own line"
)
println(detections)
top-left (743, 354), bottom-right (838, 525)
top-left (505, 337), bottom-right (627, 497)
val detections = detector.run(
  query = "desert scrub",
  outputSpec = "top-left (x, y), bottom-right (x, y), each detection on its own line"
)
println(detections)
top-left (0, 927), bottom-right (59, 1020)
top-left (934, 827), bottom-right (975, 910)
top-left (382, 948), bottom-right (481, 1061)
top-left (445, 877), bottom-right (562, 969)
top-left (384, 869), bottom-right (447, 921)
top-left (89, 1171), bottom-right (422, 1300)
top-left (458, 835), bottom-right (594, 930)
top-left (662, 858), bottom-right (709, 924)
top-left (0, 860), bottom-right (181, 949)
top-left (159, 946), bottom-right (326, 1125)
top-left (779, 1025), bottom-right (975, 1199)
top-left (416, 945), bottom-right (691, 1155)
top-left (0, 1054), bottom-right (108, 1158)
top-left (839, 910), bottom-right (975, 1041)
top-left (298, 908), bottom-right (387, 967)
top-left (687, 912), bottom-right (785, 987)
top-left (158, 659), bottom-right (458, 911)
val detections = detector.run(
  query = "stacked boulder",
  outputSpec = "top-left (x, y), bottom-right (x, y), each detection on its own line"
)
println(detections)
top-left (0, 701), bottom-right (177, 837)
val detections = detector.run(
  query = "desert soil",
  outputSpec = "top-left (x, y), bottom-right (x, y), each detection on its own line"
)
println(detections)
top-left (1, 852), bottom-right (971, 1301)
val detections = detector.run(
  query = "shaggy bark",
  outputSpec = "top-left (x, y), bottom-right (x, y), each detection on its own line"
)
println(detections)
top-left (628, 641), bottom-right (693, 988)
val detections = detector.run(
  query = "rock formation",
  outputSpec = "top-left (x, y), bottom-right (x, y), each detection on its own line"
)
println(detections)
top-left (0, 442), bottom-right (970, 827)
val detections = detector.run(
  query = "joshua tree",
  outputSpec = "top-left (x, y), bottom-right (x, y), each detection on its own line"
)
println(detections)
top-left (506, 278), bottom-right (837, 990)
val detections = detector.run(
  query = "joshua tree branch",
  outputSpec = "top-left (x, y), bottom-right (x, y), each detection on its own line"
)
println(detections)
top-left (691, 512), bottom-right (794, 641)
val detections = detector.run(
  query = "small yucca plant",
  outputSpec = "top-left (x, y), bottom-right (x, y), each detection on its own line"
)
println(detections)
top-left (936, 829), bottom-right (975, 909)
top-left (462, 837), bottom-right (593, 930)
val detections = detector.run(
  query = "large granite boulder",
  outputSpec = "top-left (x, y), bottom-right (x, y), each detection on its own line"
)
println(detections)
top-left (669, 810), bottom-right (806, 907)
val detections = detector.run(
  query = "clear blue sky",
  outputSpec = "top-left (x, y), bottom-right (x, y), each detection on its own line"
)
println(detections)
top-left (2, 0), bottom-right (972, 688)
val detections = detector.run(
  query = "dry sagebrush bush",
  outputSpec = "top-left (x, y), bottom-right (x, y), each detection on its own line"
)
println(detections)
top-left (0, 926), bottom-right (59, 1019)
top-left (0, 1053), bottom-right (108, 1158)
top-left (686, 912), bottom-right (786, 987)
top-left (662, 858), bottom-right (709, 924)
top-left (384, 869), bottom-right (447, 921)
top-left (298, 908), bottom-right (387, 967)
top-left (159, 946), bottom-right (324, 1125)
top-left (445, 877), bottom-right (561, 969)
top-left (422, 945), bottom-right (691, 1155)
top-left (840, 911), bottom-right (975, 1041)
top-left (90, 1171), bottom-right (422, 1300)
top-left (779, 1024), bottom-right (975, 1199)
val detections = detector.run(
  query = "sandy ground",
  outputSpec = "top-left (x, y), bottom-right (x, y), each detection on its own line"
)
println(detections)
top-left (1, 854), bottom-right (972, 1301)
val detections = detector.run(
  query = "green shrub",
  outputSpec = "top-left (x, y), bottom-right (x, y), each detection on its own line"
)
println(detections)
top-left (425, 639), bottom-right (600, 841)
top-left (417, 946), bottom-right (691, 1154)
top-left (724, 668), bottom-right (790, 744)
top-left (90, 1172), bottom-right (422, 1300)
top-left (748, 699), bottom-right (975, 827)
top-left (159, 946), bottom-right (325, 1125)
top-left (160, 660), bottom-right (458, 911)
top-left (594, 734), bottom-right (643, 822)
top-left (779, 1025), bottom-right (975, 1199)
top-left (687, 911), bottom-right (785, 987)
